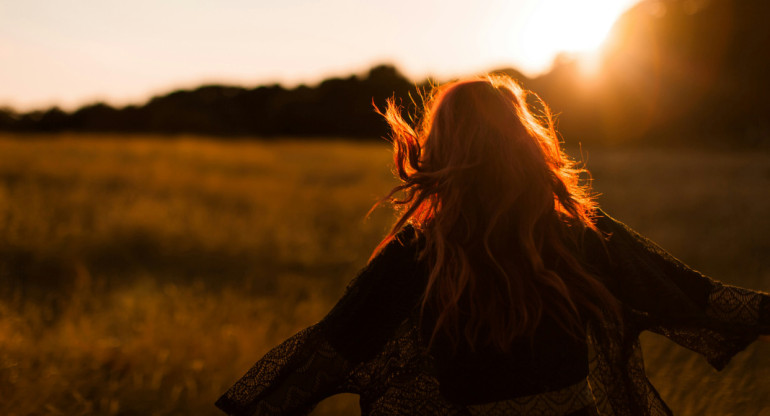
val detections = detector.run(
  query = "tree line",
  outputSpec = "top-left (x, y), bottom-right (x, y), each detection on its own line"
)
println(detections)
top-left (2, 0), bottom-right (768, 147)
top-left (0, 65), bottom-right (416, 139)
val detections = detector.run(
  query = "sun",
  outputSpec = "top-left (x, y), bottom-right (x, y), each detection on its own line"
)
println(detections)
top-left (506, 0), bottom-right (638, 75)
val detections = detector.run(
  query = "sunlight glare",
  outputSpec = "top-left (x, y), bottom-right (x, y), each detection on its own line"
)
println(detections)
top-left (507, 0), bottom-right (636, 74)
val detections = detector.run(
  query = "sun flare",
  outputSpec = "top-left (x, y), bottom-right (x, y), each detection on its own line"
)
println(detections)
top-left (506, 0), bottom-right (637, 75)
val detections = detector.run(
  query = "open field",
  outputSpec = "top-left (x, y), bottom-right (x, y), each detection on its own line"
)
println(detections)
top-left (0, 133), bottom-right (769, 415)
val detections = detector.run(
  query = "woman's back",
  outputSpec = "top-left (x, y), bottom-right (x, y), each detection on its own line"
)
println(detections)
top-left (216, 211), bottom-right (769, 415)
top-left (374, 76), bottom-right (619, 353)
top-left (216, 76), bottom-right (770, 415)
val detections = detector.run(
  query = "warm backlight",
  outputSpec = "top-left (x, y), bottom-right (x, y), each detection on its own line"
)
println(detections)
top-left (506, 0), bottom-right (636, 74)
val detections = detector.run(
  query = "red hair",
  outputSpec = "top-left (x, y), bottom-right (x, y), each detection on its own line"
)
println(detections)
top-left (374, 75), bottom-right (619, 351)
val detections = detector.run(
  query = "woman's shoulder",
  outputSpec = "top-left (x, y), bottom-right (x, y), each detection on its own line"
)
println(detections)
top-left (369, 224), bottom-right (424, 266)
top-left (590, 209), bottom-right (671, 256)
top-left (583, 209), bottom-right (657, 267)
top-left (591, 208), bottom-right (628, 236)
top-left (321, 224), bottom-right (428, 361)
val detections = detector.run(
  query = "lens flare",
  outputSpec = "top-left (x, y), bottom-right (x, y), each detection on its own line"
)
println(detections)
top-left (507, 0), bottom-right (637, 74)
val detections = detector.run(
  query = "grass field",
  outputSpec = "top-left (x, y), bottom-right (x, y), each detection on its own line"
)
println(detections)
top-left (0, 133), bottom-right (768, 415)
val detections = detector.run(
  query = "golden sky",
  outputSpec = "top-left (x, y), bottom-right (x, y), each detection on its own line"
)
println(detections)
top-left (0, 0), bottom-right (638, 111)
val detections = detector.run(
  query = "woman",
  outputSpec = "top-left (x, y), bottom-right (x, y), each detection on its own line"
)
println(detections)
top-left (216, 75), bottom-right (769, 415)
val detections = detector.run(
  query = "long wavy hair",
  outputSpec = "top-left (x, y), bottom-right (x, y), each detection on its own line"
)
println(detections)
top-left (373, 75), bottom-right (619, 351)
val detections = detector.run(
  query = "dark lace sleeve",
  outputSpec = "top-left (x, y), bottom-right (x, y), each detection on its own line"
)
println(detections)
top-left (215, 325), bottom-right (354, 415)
top-left (594, 211), bottom-right (770, 370)
top-left (216, 226), bottom-right (426, 415)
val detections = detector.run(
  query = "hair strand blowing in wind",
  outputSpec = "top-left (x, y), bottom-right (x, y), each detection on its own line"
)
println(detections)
top-left (373, 75), bottom-right (620, 351)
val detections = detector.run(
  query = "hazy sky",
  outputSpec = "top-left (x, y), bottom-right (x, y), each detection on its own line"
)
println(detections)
top-left (0, 0), bottom-right (639, 111)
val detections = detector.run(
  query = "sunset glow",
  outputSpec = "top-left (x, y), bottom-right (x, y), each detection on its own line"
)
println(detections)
top-left (502, 0), bottom-right (636, 74)
top-left (0, 0), bottom-right (639, 111)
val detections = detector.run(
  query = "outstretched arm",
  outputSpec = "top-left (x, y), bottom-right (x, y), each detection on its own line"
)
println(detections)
top-left (594, 211), bottom-right (770, 369)
top-left (216, 325), bottom-right (354, 416)
top-left (216, 226), bottom-right (426, 415)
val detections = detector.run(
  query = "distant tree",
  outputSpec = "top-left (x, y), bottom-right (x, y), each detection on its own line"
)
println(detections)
top-left (3, 5), bottom-right (768, 151)
top-left (597, 0), bottom-right (770, 145)
top-left (38, 107), bottom-right (69, 131)
top-left (69, 103), bottom-right (122, 131)
top-left (0, 107), bottom-right (18, 130)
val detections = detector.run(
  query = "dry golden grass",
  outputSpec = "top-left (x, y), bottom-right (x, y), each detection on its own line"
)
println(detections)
top-left (0, 133), bottom-right (768, 415)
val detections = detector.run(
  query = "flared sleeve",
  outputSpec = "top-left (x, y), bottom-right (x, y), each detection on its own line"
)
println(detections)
top-left (594, 211), bottom-right (770, 370)
top-left (215, 324), bottom-right (353, 415)
top-left (216, 226), bottom-right (426, 415)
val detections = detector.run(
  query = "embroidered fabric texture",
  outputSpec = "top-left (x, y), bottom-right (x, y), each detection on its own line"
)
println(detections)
top-left (218, 321), bottom-right (606, 416)
top-left (216, 212), bottom-right (770, 415)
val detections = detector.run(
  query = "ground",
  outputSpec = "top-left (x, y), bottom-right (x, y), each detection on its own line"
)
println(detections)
top-left (0, 133), bottom-right (768, 415)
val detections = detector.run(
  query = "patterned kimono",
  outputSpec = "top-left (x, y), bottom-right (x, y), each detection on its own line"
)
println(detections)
top-left (216, 212), bottom-right (770, 415)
